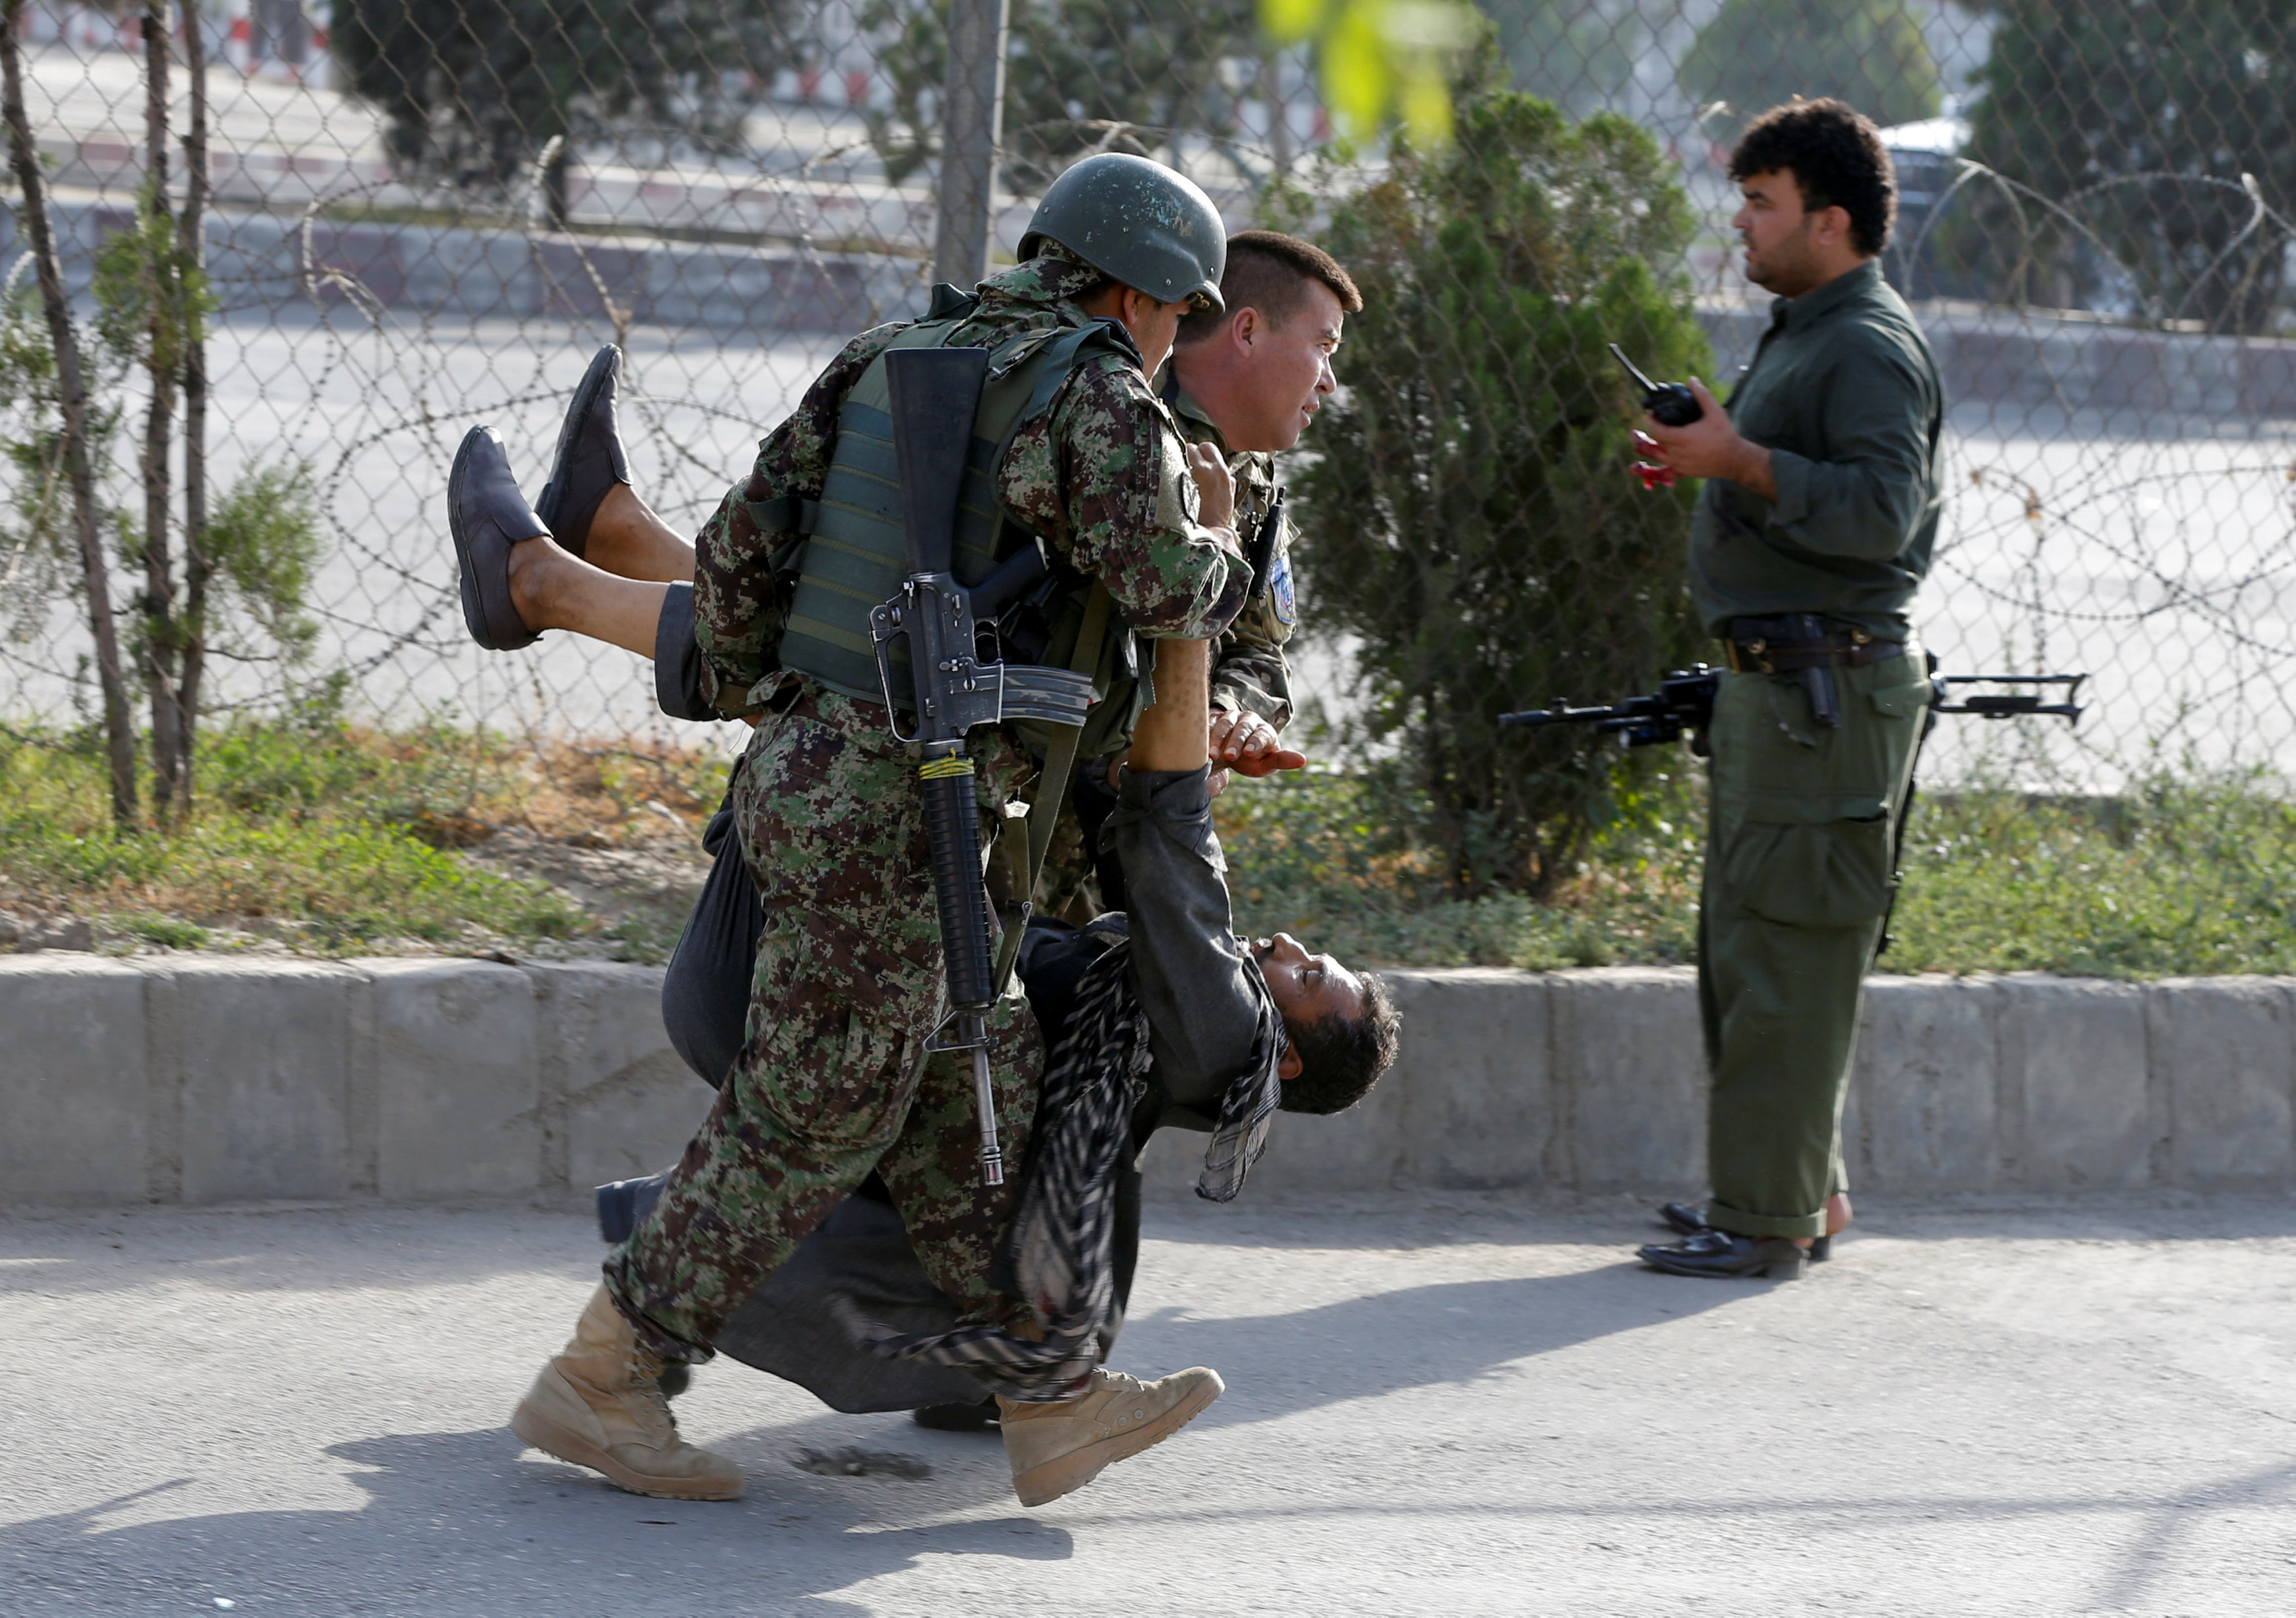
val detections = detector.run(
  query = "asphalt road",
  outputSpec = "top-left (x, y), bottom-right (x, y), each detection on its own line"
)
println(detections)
top-left (3, 1192), bottom-right (2293, 1616)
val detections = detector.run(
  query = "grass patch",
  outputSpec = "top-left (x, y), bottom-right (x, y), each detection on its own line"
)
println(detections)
top-left (1217, 766), bottom-right (2296, 978)
top-left (1217, 769), bottom-right (1702, 971)
top-left (12, 704), bottom-right (2296, 977)
top-left (1885, 780), bottom-right (2296, 977)
top-left (0, 700), bottom-right (728, 958)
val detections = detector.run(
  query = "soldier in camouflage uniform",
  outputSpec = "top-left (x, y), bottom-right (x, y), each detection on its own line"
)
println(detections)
top-left (466, 155), bottom-right (1254, 1508)
top-left (1038, 230), bottom-right (1363, 916)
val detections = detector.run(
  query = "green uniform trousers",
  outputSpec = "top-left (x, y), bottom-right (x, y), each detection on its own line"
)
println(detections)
top-left (1698, 645), bottom-right (1929, 1240)
top-left (604, 682), bottom-right (1044, 1362)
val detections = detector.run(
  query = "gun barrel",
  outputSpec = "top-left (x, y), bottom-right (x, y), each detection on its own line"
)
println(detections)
top-left (970, 1045), bottom-right (1004, 1186)
top-left (1500, 701), bottom-right (1614, 727)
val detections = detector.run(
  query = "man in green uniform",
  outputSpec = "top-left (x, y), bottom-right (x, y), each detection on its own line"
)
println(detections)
top-left (1630, 100), bottom-right (1943, 1280)
top-left (450, 153), bottom-right (1259, 1505)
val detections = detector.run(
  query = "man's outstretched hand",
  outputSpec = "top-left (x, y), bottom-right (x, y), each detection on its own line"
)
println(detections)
top-left (1108, 706), bottom-right (1306, 798)
top-left (1208, 708), bottom-right (1307, 777)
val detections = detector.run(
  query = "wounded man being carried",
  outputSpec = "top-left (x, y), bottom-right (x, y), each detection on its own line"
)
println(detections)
top-left (609, 632), bottom-right (1399, 1432)
top-left (445, 155), bottom-right (1399, 1510)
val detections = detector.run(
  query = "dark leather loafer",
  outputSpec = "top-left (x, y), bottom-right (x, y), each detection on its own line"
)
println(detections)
top-left (595, 1168), bottom-right (673, 1245)
top-left (448, 426), bottom-right (548, 650)
top-left (1655, 1199), bottom-right (1832, 1261)
top-left (913, 1397), bottom-right (1000, 1433)
top-left (534, 344), bottom-right (631, 558)
top-left (1638, 1228), bottom-right (1809, 1280)
top-left (1658, 1199), bottom-right (1707, 1236)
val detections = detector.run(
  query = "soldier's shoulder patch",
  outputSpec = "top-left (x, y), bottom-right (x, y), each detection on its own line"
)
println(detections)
top-left (1270, 548), bottom-right (1297, 625)
top-left (1153, 421), bottom-right (1197, 533)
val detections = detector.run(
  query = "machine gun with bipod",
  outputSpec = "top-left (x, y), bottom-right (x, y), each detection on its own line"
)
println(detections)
top-left (1499, 658), bottom-right (2090, 958)
top-left (1500, 663), bottom-right (2087, 752)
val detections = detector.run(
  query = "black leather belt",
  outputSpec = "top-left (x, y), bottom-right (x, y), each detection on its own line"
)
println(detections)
top-left (1722, 613), bottom-right (1904, 675)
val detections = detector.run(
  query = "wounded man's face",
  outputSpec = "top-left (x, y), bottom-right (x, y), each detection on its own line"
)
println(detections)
top-left (1252, 932), bottom-right (1366, 1034)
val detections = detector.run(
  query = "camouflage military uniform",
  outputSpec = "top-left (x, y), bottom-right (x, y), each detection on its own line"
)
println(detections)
top-left (1033, 381), bottom-right (1300, 921)
top-left (604, 250), bottom-right (1252, 1363)
top-left (1169, 381), bottom-right (1297, 731)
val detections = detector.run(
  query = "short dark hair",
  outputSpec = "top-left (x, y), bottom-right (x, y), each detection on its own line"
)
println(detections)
top-left (1728, 98), bottom-right (1896, 257)
top-left (1279, 972), bottom-right (1401, 1116)
top-left (1176, 230), bottom-right (1363, 348)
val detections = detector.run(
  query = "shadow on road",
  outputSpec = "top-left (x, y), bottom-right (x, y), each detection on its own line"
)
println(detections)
top-left (0, 1427), bottom-right (1069, 1615)
top-left (1121, 1259), bottom-right (1741, 1428)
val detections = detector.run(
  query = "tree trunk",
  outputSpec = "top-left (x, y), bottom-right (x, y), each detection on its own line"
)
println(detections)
top-left (178, 0), bottom-right (212, 808)
top-left (931, 0), bottom-right (1010, 289)
top-left (1, 0), bottom-right (139, 826)
top-left (543, 136), bottom-right (574, 231)
top-left (1262, 46), bottom-right (1291, 178)
top-left (140, 1), bottom-right (186, 822)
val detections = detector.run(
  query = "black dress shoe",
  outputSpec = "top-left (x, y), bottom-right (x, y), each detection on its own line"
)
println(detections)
top-left (534, 345), bottom-right (631, 559)
top-left (448, 426), bottom-right (549, 650)
top-left (1657, 1200), bottom-right (1707, 1236)
top-left (913, 1398), bottom-right (1000, 1433)
top-left (1637, 1228), bottom-right (1809, 1280)
top-left (1655, 1199), bottom-right (1832, 1261)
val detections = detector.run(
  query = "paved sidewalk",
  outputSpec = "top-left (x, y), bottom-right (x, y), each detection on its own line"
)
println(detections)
top-left (2, 1194), bottom-right (2293, 1616)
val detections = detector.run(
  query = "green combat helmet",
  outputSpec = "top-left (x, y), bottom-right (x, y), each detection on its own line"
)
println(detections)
top-left (1018, 153), bottom-right (1227, 312)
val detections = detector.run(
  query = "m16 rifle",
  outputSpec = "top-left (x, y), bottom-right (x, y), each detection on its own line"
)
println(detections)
top-left (1500, 662), bottom-right (2087, 752)
top-left (1502, 659), bottom-right (2089, 958)
top-left (867, 346), bottom-right (1097, 1186)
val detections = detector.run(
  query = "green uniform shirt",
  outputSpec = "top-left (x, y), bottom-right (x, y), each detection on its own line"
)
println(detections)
top-left (1688, 259), bottom-right (1944, 639)
top-left (1166, 381), bottom-right (1296, 729)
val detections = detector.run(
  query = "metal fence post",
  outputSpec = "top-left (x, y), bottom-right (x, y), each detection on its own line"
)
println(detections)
top-left (932, 0), bottom-right (1012, 289)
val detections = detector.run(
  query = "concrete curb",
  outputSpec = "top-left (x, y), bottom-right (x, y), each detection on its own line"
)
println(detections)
top-left (1143, 965), bottom-right (2296, 1200)
top-left (0, 955), bottom-right (714, 1209)
top-left (7, 955), bottom-right (2296, 1208)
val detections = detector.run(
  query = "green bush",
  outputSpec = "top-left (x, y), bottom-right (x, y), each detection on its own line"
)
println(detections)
top-left (333, 0), bottom-right (794, 212)
top-left (861, 0), bottom-right (1259, 190)
top-left (1292, 83), bottom-right (1710, 898)
top-left (1963, 2), bottom-right (2296, 333)
top-left (1678, 0), bottom-right (1939, 135)
top-left (1477, 0), bottom-right (1639, 117)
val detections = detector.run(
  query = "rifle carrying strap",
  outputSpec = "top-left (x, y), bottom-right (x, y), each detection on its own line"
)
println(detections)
top-left (991, 582), bottom-right (1113, 994)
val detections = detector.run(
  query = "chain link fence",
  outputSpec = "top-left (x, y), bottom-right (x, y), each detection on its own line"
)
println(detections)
top-left (5, 0), bottom-right (2296, 804)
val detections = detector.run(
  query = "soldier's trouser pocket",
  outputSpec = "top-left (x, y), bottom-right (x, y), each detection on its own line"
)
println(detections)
top-left (1724, 808), bottom-right (1895, 929)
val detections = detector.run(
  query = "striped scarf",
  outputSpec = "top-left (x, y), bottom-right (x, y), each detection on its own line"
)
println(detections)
top-left (847, 936), bottom-right (1286, 1402)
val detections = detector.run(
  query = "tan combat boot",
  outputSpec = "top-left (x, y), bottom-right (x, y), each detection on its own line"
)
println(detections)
top-left (997, 1365), bottom-right (1224, 1507)
top-left (508, 1285), bottom-right (743, 1501)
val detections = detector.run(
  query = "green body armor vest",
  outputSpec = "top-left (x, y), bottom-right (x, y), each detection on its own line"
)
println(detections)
top-left (769, 307), bottom-right (1147, 759)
